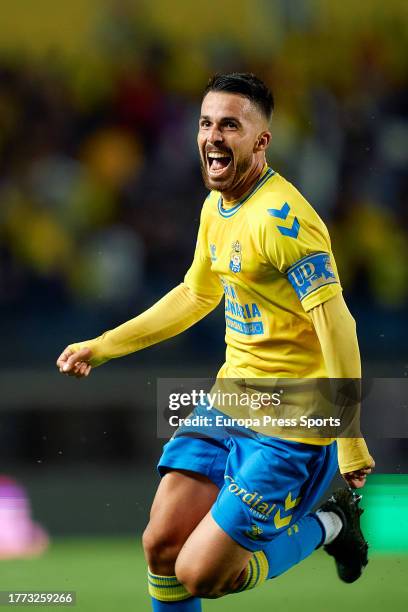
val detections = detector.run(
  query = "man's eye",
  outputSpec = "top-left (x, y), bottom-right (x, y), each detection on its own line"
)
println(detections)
top-left (226, 122), bottom-right (237, 129)
top-left (200, 121), bottom-right (211, 128)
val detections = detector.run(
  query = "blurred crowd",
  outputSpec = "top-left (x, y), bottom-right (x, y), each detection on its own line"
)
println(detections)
top-left (0, 0), bottom-right (407, 365)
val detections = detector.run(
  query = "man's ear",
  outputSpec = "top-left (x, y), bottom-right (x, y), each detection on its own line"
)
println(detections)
top-left (254, 131), bottom-right (271, 152)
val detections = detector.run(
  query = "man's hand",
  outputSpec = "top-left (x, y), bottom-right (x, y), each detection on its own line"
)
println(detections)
top-left (342, 463), bottom-right (375, 489)
top-left (56, 347), bottom-right (93, 378)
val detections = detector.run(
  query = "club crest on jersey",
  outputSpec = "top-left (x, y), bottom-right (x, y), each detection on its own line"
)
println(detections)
top-left (245, 524), bottom-right (264, 540)
top-left (229, 241), bottom-right (242, 273)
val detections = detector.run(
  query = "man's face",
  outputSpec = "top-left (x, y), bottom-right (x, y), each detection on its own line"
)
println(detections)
top-left (198, 91), bottom-right (269, 194)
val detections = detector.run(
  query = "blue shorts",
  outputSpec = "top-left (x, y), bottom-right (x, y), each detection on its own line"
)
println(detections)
top-left (158, 406), bottom-right (338, 552)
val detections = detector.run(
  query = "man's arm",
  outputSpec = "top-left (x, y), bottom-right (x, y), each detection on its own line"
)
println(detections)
top-left (57, 283), bottom-right (222, 376)
top-left (57, 198), bottom-right (224, 377)
top-left (309, 293), bottom-right (375, 488)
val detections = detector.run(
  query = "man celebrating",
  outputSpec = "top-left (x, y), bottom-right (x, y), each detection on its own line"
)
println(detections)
top-left (57, 73), bottom-right (374, 611)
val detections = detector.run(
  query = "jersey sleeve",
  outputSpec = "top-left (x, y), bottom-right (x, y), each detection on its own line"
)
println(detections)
top-left (184, 199), bottom-right (224, 297)
top-left (261, 194), bottom-right (342, 311)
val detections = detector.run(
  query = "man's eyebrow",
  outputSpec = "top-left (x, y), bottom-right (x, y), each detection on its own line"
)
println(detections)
top-left (199, 115), bottom-right (242, 125)
top-left (221, 116), bottom-right (241, 125)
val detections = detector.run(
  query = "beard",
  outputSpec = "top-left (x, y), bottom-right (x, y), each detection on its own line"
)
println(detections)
top-left (200, 151), bottom-right (253, 194)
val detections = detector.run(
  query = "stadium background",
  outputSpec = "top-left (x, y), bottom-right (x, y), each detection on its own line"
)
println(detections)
top-left (0, 0), bottom-right (407, 609)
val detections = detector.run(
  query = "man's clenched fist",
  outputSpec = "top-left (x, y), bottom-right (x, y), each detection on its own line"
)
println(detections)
top-left (56, 347), bottom-right (93, 378)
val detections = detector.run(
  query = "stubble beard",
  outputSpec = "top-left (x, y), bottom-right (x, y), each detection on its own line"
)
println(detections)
top-left (200, 152), bottom-right (253, 194)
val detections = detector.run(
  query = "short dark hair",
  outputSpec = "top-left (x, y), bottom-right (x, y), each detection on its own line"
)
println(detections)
top-left (203, 72), bottom-right (274, 121)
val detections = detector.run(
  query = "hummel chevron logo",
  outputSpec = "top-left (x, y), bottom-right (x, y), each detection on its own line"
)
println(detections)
top-left (274, 509), bottom-right (292, 529)
top-left (267, 202), bottom-right (290, 219)
top-left (278, 217), bottom-right (300, 238)
top-left (267, 202), bottom-right (300, 239)
top-left (285, 492), bottom-right (301, 511)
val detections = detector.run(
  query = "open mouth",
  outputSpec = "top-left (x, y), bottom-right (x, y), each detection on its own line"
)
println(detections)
top-left (207, 151), bottom-right (232, 177)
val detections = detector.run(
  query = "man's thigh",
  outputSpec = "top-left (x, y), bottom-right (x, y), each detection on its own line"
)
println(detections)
top-left (143, 470), bottom-right (220, 574)
top-left (144, 432), bottom-right (229, 573)
top-left (149, 469), bottom-right (219, 534)
top-left (151, 432), bottom-right (229, 539)
top-left (176, 511), bottom-right (252, 597)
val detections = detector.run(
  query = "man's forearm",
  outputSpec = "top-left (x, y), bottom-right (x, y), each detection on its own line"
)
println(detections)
top-left (310, 294), bottom-right (374, 473)
top-left (309, 293), bottom-right (361, 379)
top-left (69, 283), bottom-right (222, 367)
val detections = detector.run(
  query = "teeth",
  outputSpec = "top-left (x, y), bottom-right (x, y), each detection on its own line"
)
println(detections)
top-left (208, 152), bottom-right (231, 159)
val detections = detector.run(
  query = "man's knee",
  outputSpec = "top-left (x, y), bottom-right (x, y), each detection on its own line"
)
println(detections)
top-left (175, 558), bottom-right (240, 598)
top-left (142, 523), bottom-right (183, 575)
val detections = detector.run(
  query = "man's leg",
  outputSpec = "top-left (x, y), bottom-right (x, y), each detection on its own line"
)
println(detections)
top-left (175, 512), bottom-right (253, 598)
top-left (143, 470), bottom-right (219, 611)
top-left (146, 409), bottom-right (229, 611)
top-left (175, 508), bottom-right (333, 598)
top-left (175, 438), bottom-right (340, 598)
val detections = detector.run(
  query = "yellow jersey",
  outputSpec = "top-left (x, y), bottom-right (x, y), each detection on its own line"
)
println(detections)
top-left (184, 166), bottom-right (342, 379)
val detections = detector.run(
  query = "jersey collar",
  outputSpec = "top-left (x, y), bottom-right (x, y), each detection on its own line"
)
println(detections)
top-left (217, 166), bottom-right (275, 219)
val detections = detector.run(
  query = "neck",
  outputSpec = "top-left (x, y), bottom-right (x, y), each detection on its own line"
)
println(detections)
top-left (221, 157), bottom-right (266, 203)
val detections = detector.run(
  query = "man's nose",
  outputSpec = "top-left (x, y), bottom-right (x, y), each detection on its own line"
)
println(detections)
top-left (207, 125), bottom-right (223, 144)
